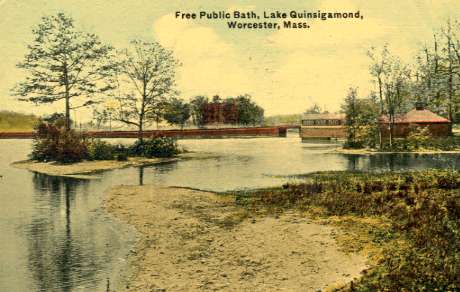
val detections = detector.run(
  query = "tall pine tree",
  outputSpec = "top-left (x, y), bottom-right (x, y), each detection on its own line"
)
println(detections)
top-left (13, 13), bottom-right (114, 130)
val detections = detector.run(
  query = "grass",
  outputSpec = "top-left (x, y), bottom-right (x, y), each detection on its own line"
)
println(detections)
top-left (0, 110), bottom-right (39, 132)
top-left (233, 170), bottom-right (460, 291)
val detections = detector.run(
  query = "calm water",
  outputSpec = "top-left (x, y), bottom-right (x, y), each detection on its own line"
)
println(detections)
top-left (1, 135), bottom-right (460, 291)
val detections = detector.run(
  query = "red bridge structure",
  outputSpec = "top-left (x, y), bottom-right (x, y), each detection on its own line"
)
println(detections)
top-left (0, 126), bottom-right (296, 139)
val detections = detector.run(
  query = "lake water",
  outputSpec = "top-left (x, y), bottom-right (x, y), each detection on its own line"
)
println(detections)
top-left (1, 135), bottom-right (460, 291)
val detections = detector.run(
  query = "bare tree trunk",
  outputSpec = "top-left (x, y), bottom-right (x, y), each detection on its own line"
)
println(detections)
top-left (377, 75), bottom-right (384, 149)
top-left (139, 76), bottom-right (147, 143)
top-left (378, 77), bottom-right (384, 114)
top-left (63, 62), bottom-right (71, 131)
top-left (389, 116), bottom-right (394, 149)
top-left (138, 119), bottom-right (144, 143)
top-left (447, 34), bottom-right (454, 133)
top-left (65, 94), bottom-right (70, 130)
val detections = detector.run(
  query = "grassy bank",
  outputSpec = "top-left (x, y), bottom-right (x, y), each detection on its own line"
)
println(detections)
top-left (0, 110), bottom-right (38, 132)
top-left (234, 170), bottom-right (460, 291)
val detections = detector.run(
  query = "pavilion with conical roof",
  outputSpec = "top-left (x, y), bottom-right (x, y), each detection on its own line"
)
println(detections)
top-left (379, 102), bottom-right (451, 138)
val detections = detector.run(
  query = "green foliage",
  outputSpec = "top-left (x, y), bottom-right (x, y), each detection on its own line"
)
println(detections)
top-left (87, 140), bottom-right (131, 161)
top-left (190, 96), bottom-right (208, 127)
top-left (105, 40), bottom-right (178, 136)
top-left (42, 113), bottom-right (70, 128)
top-left (235, 94), bottom-right (264, 125)
top-left (189, 94), bottom-right (264, 126)
top-left (13, 12), bottom-right (114, 130)
top-left (342, 88), bottom-right (379, 148)
top-left (263, 114), bottom-right (302, 126)
top-left (304, 103), bottom-right (323, 114)
top-left (31, 122), bottom-right (179, 162)
top-left (129, 136), bottom-right (179, 158)
top-left (0, 111), bottom-right (39, 131)
top-left (243, 170), bottom-right (460, 291)
top-left (381, 133), bottom-right (460, 152)
top-left (405, 126), bottom-right (431, 150)
top-left (87, 140), bottom-right (115, 160)
top-left (115, 150), bottom-right (128, 161)
top-left (163, 98), bottom-right (191, 129)
top-left (31, 122), bottom-right (88, 163)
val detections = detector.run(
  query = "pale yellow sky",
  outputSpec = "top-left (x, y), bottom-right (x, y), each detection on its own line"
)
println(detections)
top-left (1, 0), bottom-right (460, 120)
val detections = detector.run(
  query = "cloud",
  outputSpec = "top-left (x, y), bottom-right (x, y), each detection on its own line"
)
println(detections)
top-left (153, 14), bottom-right (253, 100)
top-left (261, 0), bottom-right (425, 112)
top-left (150, 2), bottom-right (460, 116)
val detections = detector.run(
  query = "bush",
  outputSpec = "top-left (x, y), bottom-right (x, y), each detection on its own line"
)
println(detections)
top-left (31, 124), bottom-right (178, 163)
top-left (382, 135), bottom-right (460, 152)
top-left (129, 137), bottom-right (179, 158)
top-left (31, 122), bottom-right (88, 163)
top-left (88, 140), bottom-right (115, 160)
top-left (114, 144), bottom-right (129, 161)
top-left (116, 152), bottom-right (128, 161)
top-left (406, 126), bottom-right (430, 150)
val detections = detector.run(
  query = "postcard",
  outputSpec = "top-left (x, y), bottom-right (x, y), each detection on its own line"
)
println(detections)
top-left (0, 1), bottom-right (459, 291)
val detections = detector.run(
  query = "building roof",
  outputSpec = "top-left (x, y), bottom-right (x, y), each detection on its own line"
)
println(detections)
top-left (379, 108), bottom-right (450, 124)
top-left (302, 113), bottom-right (345, 120)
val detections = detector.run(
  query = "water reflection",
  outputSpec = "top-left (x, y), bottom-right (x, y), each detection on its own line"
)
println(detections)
top-left (26, 174), bottom-right (106, 291)
top-left (342, 153), bottom-right (460, 172)
top-left (138, 166), bottom-right (145, 185)
top-left (2, 138), bottom-right (460, 291)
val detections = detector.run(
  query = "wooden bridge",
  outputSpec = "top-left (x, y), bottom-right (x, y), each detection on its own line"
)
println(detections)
top-left (0, 126), bottom-right (297, 139)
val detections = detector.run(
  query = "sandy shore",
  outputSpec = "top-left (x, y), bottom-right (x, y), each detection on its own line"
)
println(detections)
top-left (104, 185), bottom-right (369, 291)
top-left (11, 152), bottom-right (217, 178)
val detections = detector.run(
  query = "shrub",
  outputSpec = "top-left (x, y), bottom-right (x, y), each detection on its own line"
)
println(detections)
top-left (129, 137), bottom-right (179, 158)
top-left (113, 144), bottom-right (129, 161)
top-left (381, 128), bottom-right (460, 152)
top-left (406, 126), bottom-right (430, 150)
top-left (116, 152), bottom-right (128, 161)
top-left (31, 125), bottom-right (179, 163)
top-left (87, 140), bottom-right (115, 160)
top-left (31, 122), bottom-right (88, 163)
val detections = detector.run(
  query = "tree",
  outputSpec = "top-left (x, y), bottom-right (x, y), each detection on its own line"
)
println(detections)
top-left (92, 108), bottom-right (111, 130)
top-left (106, 40), bottom-right (178, 141)
top-left (368, 45), bottom-right (391, 114)
top-left (413, 20), bottom-right (460, 126)
top-left (12, 12), bottom-right (114, 131)
top-left (42, 112), bottom-right (70, 129)
top-left (190, 95), bottom-right (208, 128)
top-left (163, 98), bottom-right (191, 129)
top-left (234, 94), bottom-right (264, 125)
top-left (304, 103), bottom-right (322, 114)
top-left (383, 59), bottom-right (411, 148)
top-left (342, 88), bottom-right (360, 147)
top-left (342, 88), bottom-right (379, 148)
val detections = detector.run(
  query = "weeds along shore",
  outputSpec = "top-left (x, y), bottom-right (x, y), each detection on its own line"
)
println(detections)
top-left (233, 170), bottom-right (460, 291)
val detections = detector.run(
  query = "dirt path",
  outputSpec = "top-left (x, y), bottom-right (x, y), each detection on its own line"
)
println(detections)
top-left (105, 185), bottom-right (367, 291)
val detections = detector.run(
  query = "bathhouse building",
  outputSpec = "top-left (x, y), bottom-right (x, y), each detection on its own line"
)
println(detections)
top-left (300, 113), bottom-right (346, 140)
top-left (379, 103), bottom-right (451, 138)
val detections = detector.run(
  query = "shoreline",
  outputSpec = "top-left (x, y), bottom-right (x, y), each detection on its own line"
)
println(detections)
top-left (330, 148), bottom-right (460, 155)
top-left (11, 152), bottom-right (219, 178)
top-left (103, 184), bottom-right (371, 291)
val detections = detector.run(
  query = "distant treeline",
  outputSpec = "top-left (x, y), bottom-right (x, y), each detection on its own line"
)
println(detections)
top-left (190, 95), bottom-right (264, 127)
top-left (0, 111), bottom-right (38, 131)
top-left (263, 114), bottom-right (302, 126)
